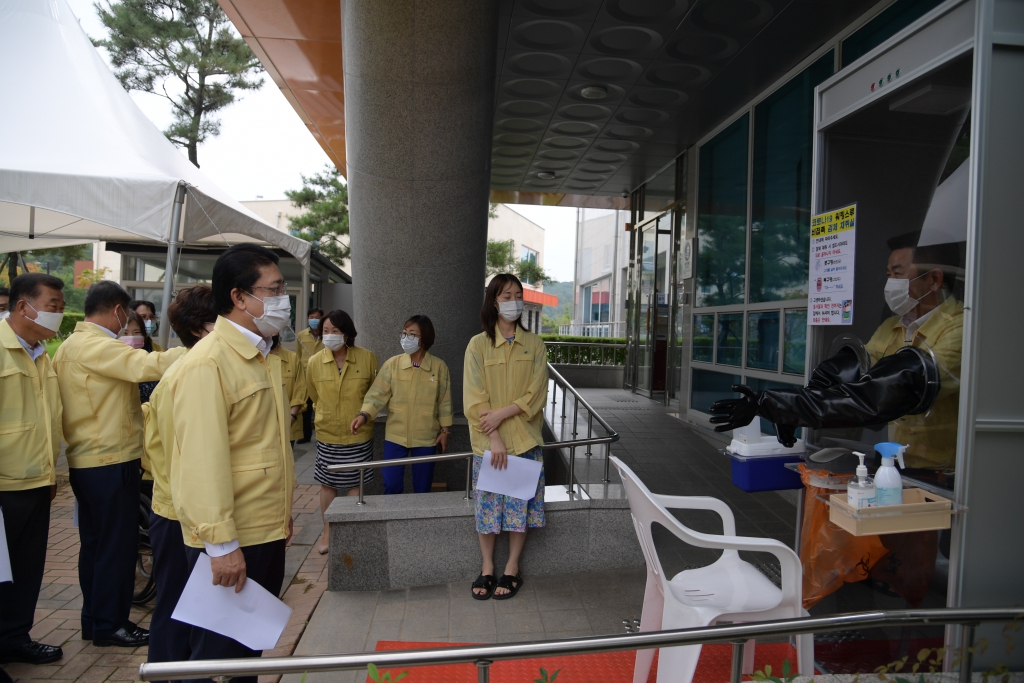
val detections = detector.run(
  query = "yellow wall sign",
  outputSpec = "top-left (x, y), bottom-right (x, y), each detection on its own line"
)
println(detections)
top-left (810, 204), bottom-right (857, 237)
top-left (809, 203), bottom-right (856, 326)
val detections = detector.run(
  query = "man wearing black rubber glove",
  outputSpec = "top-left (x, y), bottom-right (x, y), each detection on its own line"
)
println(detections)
top-left (709, 232), bottom-right (959, 463)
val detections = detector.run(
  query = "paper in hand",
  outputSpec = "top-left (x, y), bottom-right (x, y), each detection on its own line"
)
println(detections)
top-left (171, 552), bottom-right (292, 650)
top-left (0, 508), bottom-right (11, 583)
top-left (477, 450), bottom-right (543, 501)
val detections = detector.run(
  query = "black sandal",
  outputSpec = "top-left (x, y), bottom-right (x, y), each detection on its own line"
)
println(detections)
top-left (471, 574), bottom-right (496, 600)
top-left (492, 572), bottom-right (524, 600)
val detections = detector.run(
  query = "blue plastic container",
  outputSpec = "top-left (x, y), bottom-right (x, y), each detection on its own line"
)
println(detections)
top-left (728, 451), bottom-right (805, 492)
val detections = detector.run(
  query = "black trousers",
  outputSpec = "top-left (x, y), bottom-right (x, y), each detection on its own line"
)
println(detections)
top-left (0, 487), bottom-right (51, 653)
top-left (302, 398), bottom-right (314, 441)
top-left (69, 461), bottom-right (140, 638)
top-left (147, 512), bottom-right (192, 665)
top-left (184, 540), bottom-right (286, 683)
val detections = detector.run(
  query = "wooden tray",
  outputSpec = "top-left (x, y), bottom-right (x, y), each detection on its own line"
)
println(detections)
top-left (829, 488), bottom-right (952, 536)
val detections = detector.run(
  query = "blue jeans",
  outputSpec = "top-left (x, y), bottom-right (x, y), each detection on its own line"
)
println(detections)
top-left (381, 441), bottom-right (437, 494)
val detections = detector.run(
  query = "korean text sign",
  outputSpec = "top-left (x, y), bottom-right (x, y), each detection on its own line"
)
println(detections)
top-left (809, 204), bottom-right (856, 325)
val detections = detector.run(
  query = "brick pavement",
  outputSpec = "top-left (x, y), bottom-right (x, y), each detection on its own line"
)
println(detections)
top-left (5, 478), bottom-right (329, 683)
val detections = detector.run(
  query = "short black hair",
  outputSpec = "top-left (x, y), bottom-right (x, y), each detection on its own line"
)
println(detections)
top-left (887, 231), bottom-right (962, 291)
top-left (308, 307), bottom-right (324, 317)
top-left (405, 314), bottom-right (436, 351)
top-left (212, 244), bottom-right (280, 315)
top-left (130, 300), bottom-right (158, 316)
top-left (0, 287), bottom-right (9, 297)
top-left (84, 280), bottom-right (131, 316)
top-left (167, 285), bottom-right (217, 348)
top-left (10, 273), bottom-right (64, 308)
top-left (324, 309), bottom-right (357, 347)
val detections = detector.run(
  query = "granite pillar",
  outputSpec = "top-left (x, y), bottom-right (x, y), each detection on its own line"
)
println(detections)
top-left (343, 0), bottom-right (498, 411)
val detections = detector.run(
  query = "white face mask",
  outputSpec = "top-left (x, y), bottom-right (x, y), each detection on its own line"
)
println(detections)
top-left (322, 333), bottom-right (346, 351)
top-left (884, 275), bottom-right (927, 316)
top-left (0, 311), bottom-right (8, 321)
top-left (497, 299), bottom-right (524, 322)
top-left (400, 335), bottom-right (420, 354)
top-left (26, 302), bottom-right (64, 333)
top-left (244, 292), bottom-right (291, 337)
top-left (144, 319), bottom-right (157, 335)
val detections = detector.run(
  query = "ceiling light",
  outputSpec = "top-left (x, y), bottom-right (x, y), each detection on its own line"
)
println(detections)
top-left (537, 171), bottom-right (556, 180)
top-left (581, 85), bottom-right (607, 100)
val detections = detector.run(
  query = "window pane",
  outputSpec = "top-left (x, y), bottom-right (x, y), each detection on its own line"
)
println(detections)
top-left (716, 312), bottom-right (743, 366)
top-left (749, 51), bottom-right (833, 303)
top-left (747, 377), bottom-right (803, 437)
top-left (644, 163), bottom-right (676, 218)
top-left (697, 114), bottom-right (748, 307)
top-left (746, 311), bottom-right (780, 371)
top-left (691, 368), bottom-right (742, 413)
top-left (692, 314), bottom-right (714, 362)
top-left (841, 0), bottom-right (945, 67)
top-left (783, 309), bottom-right (807, 374)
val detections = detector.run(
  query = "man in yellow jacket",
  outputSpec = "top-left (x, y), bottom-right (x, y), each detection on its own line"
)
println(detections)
top-left (168, 244), bottom-right (294, 673)
top-left (0, 274), bottom-right (66, 667)
top-left (53, 281), bottom-right (185, 648)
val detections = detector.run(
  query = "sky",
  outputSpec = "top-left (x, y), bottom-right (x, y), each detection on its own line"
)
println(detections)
top-left (65, 0), bottom-right (580, 282)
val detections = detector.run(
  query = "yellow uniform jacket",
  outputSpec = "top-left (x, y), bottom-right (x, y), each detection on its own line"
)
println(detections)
top-left (272, 345), bottom-right (307, 441)
top-left (360, 352), bottom-right (453, 448)
top-left (0, 320), bottom-right (63, 491)
top-left (53, 322), bottom-right (185, 469)
top-left (141, 352), bottom-right (189, 520)
top-left (306, 346), bottom-right (378, 445)
top-left (168, 317), bottom-right (294, 548)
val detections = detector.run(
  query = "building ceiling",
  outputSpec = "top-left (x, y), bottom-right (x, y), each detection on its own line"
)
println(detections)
top-left (218, 0), bottom-right (878, 206)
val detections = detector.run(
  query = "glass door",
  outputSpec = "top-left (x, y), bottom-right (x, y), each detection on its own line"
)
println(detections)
top-left (634, 212), bottom-right (675, 397)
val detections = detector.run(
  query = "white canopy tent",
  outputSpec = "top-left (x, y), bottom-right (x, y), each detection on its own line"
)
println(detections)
top-left (0, 0), bottom-right (312, 346)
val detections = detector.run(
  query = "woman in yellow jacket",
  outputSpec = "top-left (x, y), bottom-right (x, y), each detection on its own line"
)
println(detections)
top-left (350, 315), bottom-right (453, 495)
top-left (306, 309), bottom-right (378, 554)
top-left (464, 274), bottom-right (548, 601)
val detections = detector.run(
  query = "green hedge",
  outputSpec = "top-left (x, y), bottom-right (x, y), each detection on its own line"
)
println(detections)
top-left (59, 312), bottom-right (84, 338)
top-left (540, 334), bottom-right (626, 345)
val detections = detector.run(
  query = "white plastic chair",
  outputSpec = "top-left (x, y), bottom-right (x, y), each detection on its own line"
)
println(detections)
top-left (611, 456), bottom-right (813, 683)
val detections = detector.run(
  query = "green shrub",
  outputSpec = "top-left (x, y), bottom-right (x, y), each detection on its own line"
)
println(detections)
top-left (59, 312), bottom-right (84, 338)
top-left (540, 334), bottom-right (626, 345)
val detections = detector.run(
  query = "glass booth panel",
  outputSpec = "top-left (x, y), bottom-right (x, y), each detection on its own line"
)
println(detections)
top-left (716, 312), bottom-right (743, 366)
top-left (782, 308), bottom-right (807, 374)
top-left (692, 314), bottom-right (714, 362)
top-left (746, 311), bottom-right (780, 371)
top-left (691, 368), bottom-right (741, 413)
top-left (697, 114), bottom-right (748, 307)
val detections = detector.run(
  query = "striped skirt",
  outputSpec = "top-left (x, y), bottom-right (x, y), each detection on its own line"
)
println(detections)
top-left (313, 439), bottom-right (374, 490)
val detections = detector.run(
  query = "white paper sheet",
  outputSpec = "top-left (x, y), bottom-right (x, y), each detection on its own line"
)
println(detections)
top-left (0, 508), bottom-right (12, 583)
top-left (476, 450), bottom-right (543, 501)
top-left (171, 553), bottom-right (292, 650)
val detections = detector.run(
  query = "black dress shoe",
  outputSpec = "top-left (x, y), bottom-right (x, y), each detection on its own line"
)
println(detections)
top-left (93, 624), bottom-right (149, 648)
top-left (0, 641), bottom-right (64, 665)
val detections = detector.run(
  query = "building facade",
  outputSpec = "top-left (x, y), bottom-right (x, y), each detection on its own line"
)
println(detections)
top-left (486, 203), bottom-right (557, 333)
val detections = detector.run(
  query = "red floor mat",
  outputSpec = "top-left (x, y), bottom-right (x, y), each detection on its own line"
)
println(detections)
top-left (369, 640), bottom-right (804, 683)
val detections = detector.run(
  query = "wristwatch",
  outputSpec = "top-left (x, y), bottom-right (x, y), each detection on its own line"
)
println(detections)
top-left (439, 427), bottom-right (450, 435)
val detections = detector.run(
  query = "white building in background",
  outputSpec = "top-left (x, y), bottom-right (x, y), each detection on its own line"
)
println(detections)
top-left (567, 208), bottom-right (629, 338)
top-left (486, 204), bottom-right (557, 334)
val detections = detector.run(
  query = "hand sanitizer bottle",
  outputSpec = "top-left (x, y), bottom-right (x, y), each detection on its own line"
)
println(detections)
top-left (874, 442), bottom-right (907, 506)
top-left (847, 451), bottom-right (876, 509)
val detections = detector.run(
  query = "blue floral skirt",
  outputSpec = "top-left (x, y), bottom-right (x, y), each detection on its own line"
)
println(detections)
top-left (472, 446), bottom-right (545, 534)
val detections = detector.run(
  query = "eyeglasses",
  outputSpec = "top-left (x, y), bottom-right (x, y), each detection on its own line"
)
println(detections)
top-left (401, 332), bottom-right (420, 340)
top-left (250, 283), bottom-right (289, 297)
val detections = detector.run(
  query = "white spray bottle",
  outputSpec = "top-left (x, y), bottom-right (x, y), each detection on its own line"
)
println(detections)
top-left (847, 451), bottom-right (876, 509)
top-left (874, 442), bottom-right (907, 506)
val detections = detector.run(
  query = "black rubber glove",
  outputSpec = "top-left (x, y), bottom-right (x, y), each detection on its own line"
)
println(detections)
top-left (756, 346), bottom-right (939, 430)
top-left (708, 385), bottom-right (761, 431)
top-left (807, 345), bottom-right (865, 391)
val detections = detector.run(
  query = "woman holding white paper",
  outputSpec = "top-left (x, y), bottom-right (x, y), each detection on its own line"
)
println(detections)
top-left (464, 274), bottom-right (549, 600)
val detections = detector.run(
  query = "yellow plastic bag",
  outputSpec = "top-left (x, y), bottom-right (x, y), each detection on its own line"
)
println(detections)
top-left (799, 464), bottom-right (888, 609)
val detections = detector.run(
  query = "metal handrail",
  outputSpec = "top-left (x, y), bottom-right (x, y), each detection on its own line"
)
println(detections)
top-left (138, 607), bottom-right (1024, 683)
top-left (326, 363), bottom-right (619, 503)
top-left (545, 342), bottom-right (628, 347)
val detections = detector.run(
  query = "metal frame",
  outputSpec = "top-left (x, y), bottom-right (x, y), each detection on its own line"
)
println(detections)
top-left (326, 363), bottom-right (620, 503)
top-left (138, 607), bottom-right (1021, 683)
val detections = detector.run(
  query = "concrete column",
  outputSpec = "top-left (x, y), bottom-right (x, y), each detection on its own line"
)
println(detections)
top-left (344, 0), bottom-right (498, 412)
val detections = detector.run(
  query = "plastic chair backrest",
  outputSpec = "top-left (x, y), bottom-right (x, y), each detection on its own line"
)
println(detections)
top-left (613, 456), bottom-right (710, 586)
